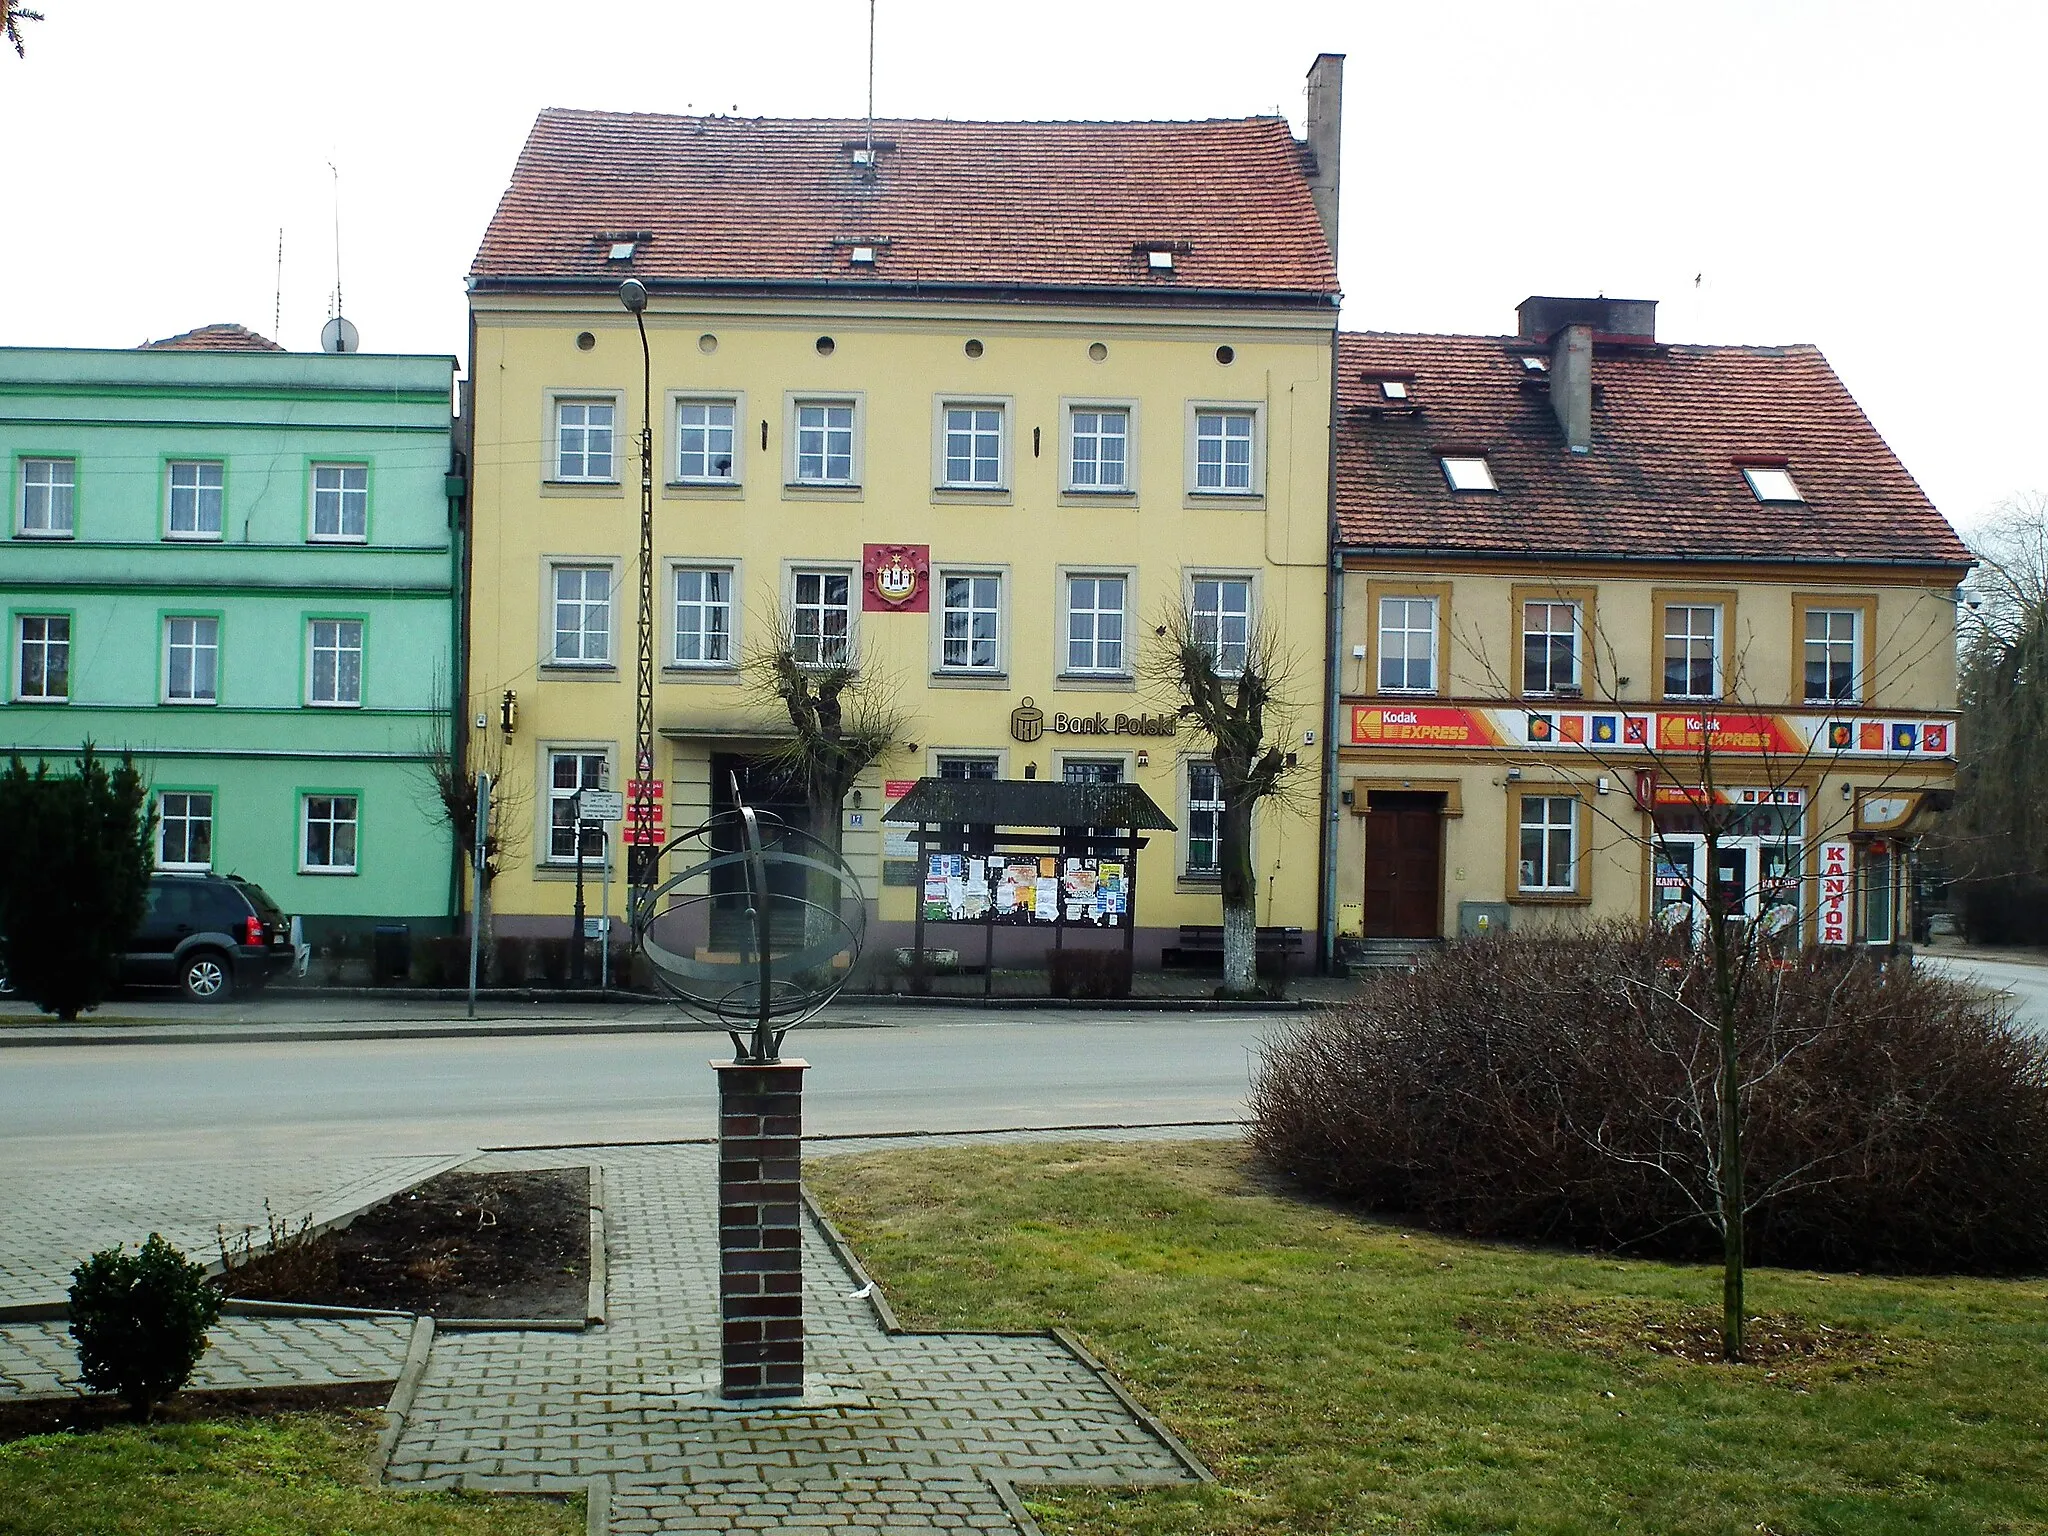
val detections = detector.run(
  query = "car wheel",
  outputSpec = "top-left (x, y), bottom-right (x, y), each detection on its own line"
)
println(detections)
top-left (181, 951), bottom-right (234, 1003)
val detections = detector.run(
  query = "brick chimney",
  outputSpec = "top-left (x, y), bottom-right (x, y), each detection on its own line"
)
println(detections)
top-left (1550, 324), bottom-right (1593, 454)
top-left (1516, 296), bottom-right (1658, 455)
top-left (1304, 53), bottom-right (1344, 262)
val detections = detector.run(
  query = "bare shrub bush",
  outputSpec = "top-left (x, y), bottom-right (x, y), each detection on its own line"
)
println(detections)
top-left (1251, 925), bottom-right (2048, 1272)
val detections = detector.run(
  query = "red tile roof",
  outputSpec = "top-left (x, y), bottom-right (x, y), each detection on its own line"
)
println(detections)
top-left (473, 111), bottom-right (1338, 298)
top-left (141, 323), bottom-right (284, 352)
top-left (1335, 331), bottom-right (1970, 568)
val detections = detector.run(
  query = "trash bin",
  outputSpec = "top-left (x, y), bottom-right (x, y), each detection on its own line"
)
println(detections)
top-left (372, 923), bottom-right (412, 984)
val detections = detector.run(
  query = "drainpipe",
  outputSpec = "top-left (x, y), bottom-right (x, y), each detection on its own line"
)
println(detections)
top-left (1316, 322), bottom-right (1344, 974)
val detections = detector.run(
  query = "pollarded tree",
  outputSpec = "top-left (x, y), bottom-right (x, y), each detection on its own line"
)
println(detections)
top-left (416, 685), bottom-right (529, 969)
top-left (1144, 602), bottom-right (1301, 997)
top-left (0, 746), bottom-right (153, 1020)
top-left (4, 1), bottom-right (45, 58)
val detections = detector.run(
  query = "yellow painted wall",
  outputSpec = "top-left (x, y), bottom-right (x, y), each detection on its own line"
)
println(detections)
top-left (467, 293), bottom-right (1333, 943)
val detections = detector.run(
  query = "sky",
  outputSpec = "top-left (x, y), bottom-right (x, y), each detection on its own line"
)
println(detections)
top-left (2, 0), bottom-right (2041, 535)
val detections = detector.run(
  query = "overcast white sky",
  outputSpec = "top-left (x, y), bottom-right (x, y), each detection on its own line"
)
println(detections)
top-left (2, 0), bottom-right (2039, 533)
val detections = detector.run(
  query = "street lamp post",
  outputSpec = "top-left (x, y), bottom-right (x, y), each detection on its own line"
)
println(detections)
top-left (620, 279), bottom-right (657, 903)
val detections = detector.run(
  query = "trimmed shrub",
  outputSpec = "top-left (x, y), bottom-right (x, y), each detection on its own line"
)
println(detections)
top-left (1252, 925), bottom-right (2048, 1272)
top-left (68, 1234), bottom-right (222, 1418)
top-left (491, 936), bottom-right (530, 986)
top-left (1046, 947), bottom-right (1134, 999)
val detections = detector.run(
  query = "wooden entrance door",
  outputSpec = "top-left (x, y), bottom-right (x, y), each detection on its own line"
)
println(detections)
top-left (1363, 793), bottom-right (1443, 938)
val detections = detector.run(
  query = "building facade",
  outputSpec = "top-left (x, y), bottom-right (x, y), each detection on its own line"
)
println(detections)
top-left (464, 63), bottom-right (1345, 963)
top-left (1, 327), bottom-right (464, 937)
top-left (1328, 297), bottom-right (1970, 957)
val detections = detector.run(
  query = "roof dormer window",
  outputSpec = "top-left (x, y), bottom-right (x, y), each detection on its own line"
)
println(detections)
top-left (1519, 354), bottom-right (1548, 373)
top-left (1441, 454), bottom-right (1497, 492)
top-left (850, 245), bottom-right (877, 267)
top-left (1742, 464), bottom-right (1804, 502)
top-left (1148, 249), bottom-right (1175, 272)
top-left (1380, 380), bottom-right (1410, 401)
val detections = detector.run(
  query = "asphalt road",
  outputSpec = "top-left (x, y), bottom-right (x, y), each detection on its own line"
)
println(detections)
top-left (1922, 952), bottom-right (2048, 1039)
top-left (0, 1011), bottom-right (1276, 1169)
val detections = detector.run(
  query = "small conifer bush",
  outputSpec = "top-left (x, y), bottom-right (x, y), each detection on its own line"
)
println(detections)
top-left (68, 1233), bottom-right (221, 1418)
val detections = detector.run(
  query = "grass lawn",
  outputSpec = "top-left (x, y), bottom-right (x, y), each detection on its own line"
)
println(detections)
top-left (807, 1140), bottom-right (2048, 1536)
top-left (0, 1409), bottom-right (581, 1536)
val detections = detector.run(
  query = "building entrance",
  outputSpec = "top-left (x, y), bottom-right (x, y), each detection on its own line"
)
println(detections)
top-left (1363, 792), bottom-right (1443, 938)
top-left (707, 754), bottom-right (813, 952)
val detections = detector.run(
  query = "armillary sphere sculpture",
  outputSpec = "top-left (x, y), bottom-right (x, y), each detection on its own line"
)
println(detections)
top-left (630, 781), bottom-right (867, 1064)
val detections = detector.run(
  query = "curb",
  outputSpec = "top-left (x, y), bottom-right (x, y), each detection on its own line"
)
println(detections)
top-left (1048, 1325), bottom-right (1216, 1484)
top-left (988, 1476), bottom-right (1047, 1536)
top-left (370, 1313), bottom-right (435, 1482)
top-left (480, 1119), bottom-right (1248, 1156)
top-left (587, 1166), bottom-right (608, 1328)
top-left (586, 1473), bottom-right (611, 1536)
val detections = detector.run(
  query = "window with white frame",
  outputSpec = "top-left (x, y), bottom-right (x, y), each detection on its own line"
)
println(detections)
top-left (794, 401), bottom-right (855, 484)
top-left (941, 573), bottom-right (1001, 671)
top-left (19, 458), bottom-right (75, 536)
top-left (1663, 604), bottom-right (1721, 699)
top-left (167, 460), bottom-right (224, 538)
top-left (1186, 761), bottom-right (1224, 875)
top-left (15, 614), bottom-right (69, 701)
top-left (554, 399), bottom-right (615, 481)
top-left (157, 792), bottom-right (213, 870)
top-left (1378, 596), bottom-right (1437, 693)
top-left (547, 750), bottom-right (609, 861)
top-left (551, 566), bottom-right (612, 665)
top-left (672, 567), bottom-right (734, 665)
top-left (1522, 600), bottom-right (1581, 695)
top-left (1193, 409), bottom-right (1255, 493)
top-left (677, 399), bottom-right (738, 482)
top-left (309, 619), bottom-right (364, 706)
top-left (942, 404), bottom-right (1003, 487)
top-left (1069, 408), bottom-right (1128, 490)
top-left (791, 570), bottom-right (852, 666)
top-left (937, 754), bottom-right (999, 780)
top-left (311, 464), bottom-right (368, 540)
top-left (165, 616), bottom-right (219, 703)
top-left (1804, 607), bottom-right (1859, 702)
top-left (1065, 574), bottom-right (1127, 674)
top-left (1518, 795), bottom-right (1577, 893)
top-left (1191, 576), bottom-right (1251, 675)
top-left (302, 794), bottom-right (359, 873)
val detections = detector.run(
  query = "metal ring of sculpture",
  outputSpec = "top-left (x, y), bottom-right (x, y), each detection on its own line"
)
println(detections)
top-left (630, 797), bottom-right (867, 1064)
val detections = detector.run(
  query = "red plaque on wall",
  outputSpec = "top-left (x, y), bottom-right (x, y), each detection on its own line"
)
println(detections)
top-left (863, 544), bottom-right (930, 612)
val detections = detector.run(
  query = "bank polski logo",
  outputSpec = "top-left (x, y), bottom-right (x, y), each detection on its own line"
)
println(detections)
top-left (1010, 697), bottom-right (1045, 742)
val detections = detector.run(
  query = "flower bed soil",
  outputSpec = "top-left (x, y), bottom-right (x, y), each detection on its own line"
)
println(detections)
top-left (0, 1381), bottom-right (389, 1441)
top-left (219, 1168), bottom-right (589, 1321)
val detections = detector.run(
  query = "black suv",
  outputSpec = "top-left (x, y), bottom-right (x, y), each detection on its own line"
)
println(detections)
top-left (126, 873), bottom-right (294, 1001)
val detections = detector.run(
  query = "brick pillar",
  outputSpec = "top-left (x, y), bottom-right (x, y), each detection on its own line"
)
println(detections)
top-left (715, 1058), bottom-right (806, 1400)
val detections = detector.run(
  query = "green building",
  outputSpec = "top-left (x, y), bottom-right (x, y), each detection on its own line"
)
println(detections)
top-left (1, 324), bottom-right (464, 940)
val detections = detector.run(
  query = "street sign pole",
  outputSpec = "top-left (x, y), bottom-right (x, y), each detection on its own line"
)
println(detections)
top-left (601, 828), bottom-right (613, 991)
top-left (572, 791), bottom-right (587, 987)
top-left (468, 772), bottom-right (491, 1021)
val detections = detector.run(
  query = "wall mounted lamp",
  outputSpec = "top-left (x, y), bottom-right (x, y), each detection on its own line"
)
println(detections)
top-left (500, 688), bottom-right (518, 736)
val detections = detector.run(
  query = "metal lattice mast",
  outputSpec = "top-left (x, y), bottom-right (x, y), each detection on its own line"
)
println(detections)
top-left (625, 282), bottom-right (657, 896)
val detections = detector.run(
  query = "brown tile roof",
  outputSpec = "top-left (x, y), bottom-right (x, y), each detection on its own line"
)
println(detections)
top-left (1335, 331), bottom-right (1970, 568)
top-left (141, 323), bottom-right (284, 352)
top-left (472, 110), bottom-right (1338, 297)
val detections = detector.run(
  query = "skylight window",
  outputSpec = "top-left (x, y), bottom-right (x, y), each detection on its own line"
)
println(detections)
top-left (1380, 380), bottom-right (1410, 401)
top-left (850, 245), bottom-right (877, 266)
top-left (607, 240), bottom-right (637, 262)
top-left (851, 147), bottom-right (876, 168)
top-left (1743, 465), bottom-right (1804, 502)
top-left (1519, 355), bottom-right (1548, 372)
top-left (1147, 249), bottom-right (1175, 272)
top-left (1441, 455), bottom-right (1497, 492)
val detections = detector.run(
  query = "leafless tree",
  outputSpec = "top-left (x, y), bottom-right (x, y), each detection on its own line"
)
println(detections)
top-left (4, 2), bottom-right (44, 58)
top-left (415, 684), bottom-right (528, 970)
top-left (1142, 602), bottom-right (1304, 997)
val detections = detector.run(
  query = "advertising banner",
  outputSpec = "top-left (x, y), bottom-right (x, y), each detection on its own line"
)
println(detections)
top-left (1817, 841), bottom-right (1852, 945)
top-left (1348, 704), bottom-right (1956, 760)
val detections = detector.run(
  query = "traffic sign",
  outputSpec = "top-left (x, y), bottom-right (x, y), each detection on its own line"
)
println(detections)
top-left (577, 790), bottom-right (625, 822)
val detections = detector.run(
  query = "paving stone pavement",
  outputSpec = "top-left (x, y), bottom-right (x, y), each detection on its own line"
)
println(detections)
top-left (0, 1314), bottom-right (413, 1398)
top-left (388, 1142), bottom-right (1207, 1533)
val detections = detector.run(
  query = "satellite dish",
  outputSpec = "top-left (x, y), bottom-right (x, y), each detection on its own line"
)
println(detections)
top-left (320, 316), bottom-right (360, 354)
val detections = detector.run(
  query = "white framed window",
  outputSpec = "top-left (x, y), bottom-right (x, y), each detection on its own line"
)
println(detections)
top-left (302, 794), bottom-right (359, 873)
top-left (1804, 608), bottom-right (1859, 703)
top-left (1378, 596), bottom-right (1438, 693)
top-left (308, 619), bottom-right (364, 706)
top-left (551, 565), bottom-right (613, 666)
top-left (1186, 761), bottom-right (1224, 876)
top-left (936, 754), bottom-right (999, 780)
top-left (676, 398), bottom-right (739, 483)
top-left (1191, 407), bottom-right (1258, 494)
top-left (792, 399), bottom-right (857, 485)
top-left (1663, 604), bottom-right (1721, 699)
top-left (19, 458), bottom-right (75, 536)
top-left (1191, 575), bottom-right (1252, 675)
top-left (157, 792), bottom-right (213, 870)
top-left (791, 569), bottom-right (852, 666)
top-left (1518, 795), bottom-right (1578, 893)
top-left (1522, 600), bottom-right (1581, 695)
top-left (1743, 465), bottom-right (1803, 503)
top-left (167, 460), bottom-right (224, 538)
top-left (1065, 574), bottom-right (1128, 675)
top-left (311, 464), bottom-right (368, 541)
top-left (672, 565), bottom-right (734, 666)
top-left (553, 398), bottom-right (617, 481)
top-left (940, 572), bottom-right (1002, 671)
top-left (1440, 455), bottom-right (1497, 492)
top-left (547, 749), bottom-right (609, 862)
top-left (940, 401), bottom-right (1005, 488)
top-left (164, 616), bottom-right (219, 703)
top-left (15, 614), bottom-right (69, 701)
top-left (1067, 407), bottom-right (1130, 491)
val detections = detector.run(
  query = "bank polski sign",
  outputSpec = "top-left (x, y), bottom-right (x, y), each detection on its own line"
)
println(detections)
top-left (1009, 696), bottom-right (1178, 742)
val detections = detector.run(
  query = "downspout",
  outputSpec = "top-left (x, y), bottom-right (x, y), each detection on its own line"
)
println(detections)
top-left (1317, 321), bottom-right (1344, 974)
top-left (451, 315), bottom-right (478, 928)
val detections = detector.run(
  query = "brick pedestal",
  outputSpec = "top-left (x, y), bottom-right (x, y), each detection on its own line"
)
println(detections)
top-left (714, 1058), bottom-right (806, 1400)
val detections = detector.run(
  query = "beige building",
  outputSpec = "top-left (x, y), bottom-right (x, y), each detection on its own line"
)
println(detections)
top-left (1327, 296), bottom-right (1970, 961)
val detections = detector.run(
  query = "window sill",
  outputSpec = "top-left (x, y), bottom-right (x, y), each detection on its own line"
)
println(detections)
top-left (660, 665), bottom-right (741, 685)
top-left (931, 487), bottom-right (1012, 505)
top-left (1177, 873), bottom-right (1223, 894)
top-left (298, 867), bottom-right (360, 878)
top-left (159, 700), bottom-right (219, 709)
top-left (783, 483), bottom-right (863, 501)
top-left (540, 480), bottom-right (624, 498)
top-left (532, 863), bottom-right (612, 882)
top-left (929, 670), bottom-right (1009, 690)
top-left (163, 533), bottom-right (225, 542)
top-left (11, 696), bottom-right (68, 705)
top-left (663, 481), bottom-right (744, 500)
top-left (1509, 891), bottom-right (1592, 906)
top-left (306, 701), bottom-right (364, 710)
top-left (1054, 673), bottom-right (1137, 692)
top-left (13, 531), bottom-right (75, 541)
top-left (1184, 490), bottom-right (1266, 510)
top-left (540, 664), bottom-right (621, 680)
top-left (308, 535), bottom-right (369, 547)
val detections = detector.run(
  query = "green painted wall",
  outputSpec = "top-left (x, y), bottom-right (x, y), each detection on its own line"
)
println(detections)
top-left (1, 344), bottom-right (462, 928)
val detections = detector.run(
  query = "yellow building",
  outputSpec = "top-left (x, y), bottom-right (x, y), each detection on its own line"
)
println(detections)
top-left (464, 64), bottom-right (1344, 967)
top-left (1329, 297), bottom-right (1970, 961)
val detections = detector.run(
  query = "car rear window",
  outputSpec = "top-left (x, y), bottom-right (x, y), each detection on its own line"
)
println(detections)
top-left (235, 882), bottom-right (287, 923)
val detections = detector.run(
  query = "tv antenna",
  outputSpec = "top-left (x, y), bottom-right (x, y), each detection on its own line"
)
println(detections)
top-left (865, 0), bottom-right (876, 158)
top-left (321, 161), bottom-right (358, 353)
top-left (273, 227), bottom-right (283, 340)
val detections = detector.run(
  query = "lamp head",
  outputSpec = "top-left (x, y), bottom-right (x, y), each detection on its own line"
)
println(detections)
top-left (618, 279), bottom-right (648, 314)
